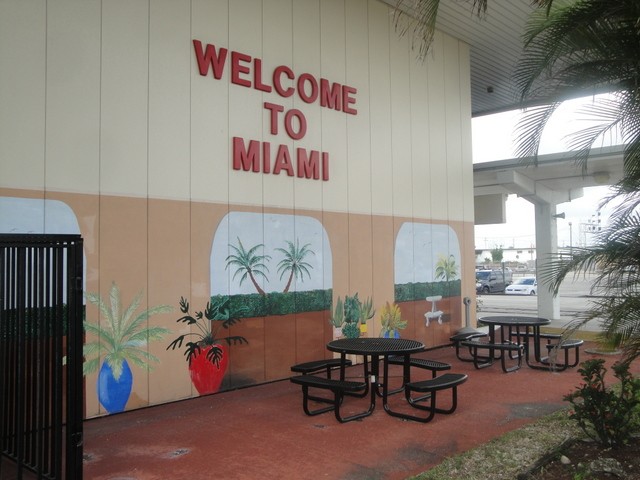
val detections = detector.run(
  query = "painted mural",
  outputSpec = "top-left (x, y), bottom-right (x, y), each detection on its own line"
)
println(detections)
top-left (2, 0), bottom-right (476, 417)
top-left (212, 212), bottom-right (332, 294)
top-left (210, 212), bottom-right (333, 316)
top-left (167, 296), bottom-right (248, 395)
top-left (163, 211), bottom-right (334, 396)
top-left (0, 197), bottom-right (80, 235)
top-left (394, 222), bottom-right (461, 327)
top-left (83, 283), bottom-right (171, 413)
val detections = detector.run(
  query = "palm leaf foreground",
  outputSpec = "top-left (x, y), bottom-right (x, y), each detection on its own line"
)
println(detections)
top-left (542, 195), bottom-right (640, 364)
top-left (514, 0), bottom-right (640, 364)
top-left (393, 0), bottom-right (554, 60)
top-left (84, 282), bottom-right (172, 380)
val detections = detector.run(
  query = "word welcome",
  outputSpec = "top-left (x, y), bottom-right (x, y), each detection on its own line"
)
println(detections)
top-left (193, 39), bottom-right (359, 181)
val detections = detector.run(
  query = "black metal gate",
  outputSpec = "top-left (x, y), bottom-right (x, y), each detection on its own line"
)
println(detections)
top-left (0, 234), bottom-right (84, 480)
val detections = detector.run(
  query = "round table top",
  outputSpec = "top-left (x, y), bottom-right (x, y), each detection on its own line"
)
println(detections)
top-left (327, 337), bottom-right (425, 356)
top-left (478, 315), bottom-right (551, 327)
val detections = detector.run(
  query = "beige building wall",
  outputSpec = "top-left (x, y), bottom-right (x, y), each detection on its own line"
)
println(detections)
top-left (0, 0), bottom-right (475, 418)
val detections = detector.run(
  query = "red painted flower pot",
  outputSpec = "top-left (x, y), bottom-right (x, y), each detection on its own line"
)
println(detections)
top-left (188, 344), bottom-right (229, 395)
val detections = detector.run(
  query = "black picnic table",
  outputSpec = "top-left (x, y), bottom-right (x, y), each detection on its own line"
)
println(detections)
top-left (478, 315), bottom-right (552, 369)
top-left (326, 337), bottom-right (425, 418)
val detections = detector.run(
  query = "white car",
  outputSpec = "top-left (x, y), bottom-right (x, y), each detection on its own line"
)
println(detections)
top-left (505, 277), bottom-right (537, 295)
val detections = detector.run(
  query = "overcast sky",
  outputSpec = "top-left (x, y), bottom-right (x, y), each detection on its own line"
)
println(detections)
top-left (472, 95), bottom-right (621, 250)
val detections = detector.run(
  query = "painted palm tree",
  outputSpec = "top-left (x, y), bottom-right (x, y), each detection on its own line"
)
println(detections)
top-left (513, 1), bottom-right (640, 364)
top-left (225, 237), bottom-right (271, 296)
top-left (435, 254), bottom-right (458, 281)
top-left (83, 282), bottom-right (172, 413)
top-left (275, 239), bottom-right (315, 293)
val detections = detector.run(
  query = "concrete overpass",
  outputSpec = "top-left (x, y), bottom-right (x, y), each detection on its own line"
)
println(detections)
top-left (474, 145), bottom-right (625, 319)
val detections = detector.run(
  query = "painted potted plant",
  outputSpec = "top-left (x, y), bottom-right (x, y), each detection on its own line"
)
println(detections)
top-left (167, 296), bottom-right (248, 395)
top-left (379, 302), bottom-right (407, 339)
top-left (329, 296), bottom-right (345, 338)
top-left (83, 282), bottom-right (172, 414)
top-left (341, 294), bottom-right (362, 338)
top-left (359, 297), bottom-right (375, 334)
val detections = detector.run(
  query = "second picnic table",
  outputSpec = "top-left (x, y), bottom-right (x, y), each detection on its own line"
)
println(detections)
top-left (478, 315), bottom-right (551, 369)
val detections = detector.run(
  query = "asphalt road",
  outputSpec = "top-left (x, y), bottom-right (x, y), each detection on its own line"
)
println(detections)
top-left (476, 272), bottom-right (604, 330)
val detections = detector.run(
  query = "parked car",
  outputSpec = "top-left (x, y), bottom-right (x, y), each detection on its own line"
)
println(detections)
top-left (505, 277), bottom-right (537, 295)
top-left (476, 270), bottom-right (511, 294)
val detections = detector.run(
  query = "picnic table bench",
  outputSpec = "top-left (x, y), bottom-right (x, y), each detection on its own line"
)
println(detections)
top-left (290, 358), bottom-right (353, 378)
top-left (460, 340), bottom-right (525, 373)
top-left (393, 373), bottom-right (468, 423)
top-left (289, 374), bottom-right (370, 423)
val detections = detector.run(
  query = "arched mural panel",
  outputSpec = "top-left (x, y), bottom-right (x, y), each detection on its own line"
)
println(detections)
top-left (394, 222), bottom-right (461, 345)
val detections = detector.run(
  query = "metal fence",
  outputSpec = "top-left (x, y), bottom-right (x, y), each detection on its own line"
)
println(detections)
top-left (0, 234), bottom-right (84, 479)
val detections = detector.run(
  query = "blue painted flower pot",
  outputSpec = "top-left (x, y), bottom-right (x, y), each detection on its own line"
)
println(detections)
top-left (97, 360), bottom-right (132, 414)
top-left (383, 330), bottom-right (400, 339)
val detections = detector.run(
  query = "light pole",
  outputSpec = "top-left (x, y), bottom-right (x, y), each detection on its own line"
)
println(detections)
top-left (569, 221), bottom-right (573, 255)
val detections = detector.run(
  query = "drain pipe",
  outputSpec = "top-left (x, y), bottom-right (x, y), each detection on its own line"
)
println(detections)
top-left (457, 296), bottom-right (481, 335)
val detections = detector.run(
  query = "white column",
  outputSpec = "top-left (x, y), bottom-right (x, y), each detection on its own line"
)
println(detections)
top-left (534, 203), bottom-right (561, 320)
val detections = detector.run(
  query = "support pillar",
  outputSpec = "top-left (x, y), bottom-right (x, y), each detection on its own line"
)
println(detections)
top-left (534, 203), bottom-right (561, 320)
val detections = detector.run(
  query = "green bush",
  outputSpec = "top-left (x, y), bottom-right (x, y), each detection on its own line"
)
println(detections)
top-left (394, 280), bottom-right (461, 302)
top-left (215, 288), bottom-right (332, 318)
top-left (564, 358), bottom-right (640, 447)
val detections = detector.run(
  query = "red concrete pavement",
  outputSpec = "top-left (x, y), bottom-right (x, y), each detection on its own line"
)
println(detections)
top-left (83, 342), bottom-right (637, 480)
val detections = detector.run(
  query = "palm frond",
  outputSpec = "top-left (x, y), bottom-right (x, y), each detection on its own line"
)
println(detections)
top-left (83, 282), bottom-right (171, 377)
top-left (121, 346), bottom-right (161, 370)
top-left (127, 326), bottom-right (171, 345)
top-left (541, 186), bottom-right (640, 363)
top-left (82, 357), bottom-right (101, 376)
top-left (393, 0), bottom-right (440, 61)
top-left (514, 103), bottom-right (560, 159)
top-left (119, 289), bottom-right (143, 339)
top-left (83, 321), bottom-right (118, 352)
top-left (122, 304), bottom-right (172, 342)
top-left (85, 291), bottom-right (115, 331)
top-left (108, 282), bottom-right (122, 337)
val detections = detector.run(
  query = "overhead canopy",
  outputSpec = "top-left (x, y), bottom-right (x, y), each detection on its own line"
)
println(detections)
top-left (473, 145), bottom-right (625, 223)
top-left (383, 1), bottom-right (569, 117)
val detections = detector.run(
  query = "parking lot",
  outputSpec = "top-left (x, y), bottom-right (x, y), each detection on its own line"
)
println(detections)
top-left (477, 272), bottom-right (603, 331)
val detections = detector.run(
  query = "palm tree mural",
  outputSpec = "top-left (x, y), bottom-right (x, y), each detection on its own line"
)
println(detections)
top-left (225, 237), bottom-right (271, 296)
top-left (434, 254), bottom-right (458, 281)
top-left (275, 239), bottom-right (315, 293)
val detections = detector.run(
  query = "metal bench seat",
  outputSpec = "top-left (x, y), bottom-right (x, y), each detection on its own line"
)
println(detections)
top-left (450, 332), bottom-right (489, 362)
top-left (509, 330), bottom-right (561, 343)
top-left (460, 340), bottom-right (525, 373)
top-left (290, 358), bottom-right (353, 378)
top-left (289, 374), bottom-right (371, 423)
top-left (387, 356), bottom-right (451, 377)
top-left (385, 355), bottom-right (452, 396)
top-left (544, 339), bottom-right (584, 371)
top-left (397, 373), bottom-right (468, 423)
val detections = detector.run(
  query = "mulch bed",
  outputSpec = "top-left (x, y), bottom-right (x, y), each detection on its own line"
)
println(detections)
top-left (529, 436), bottom-right (640, 479)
